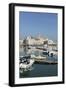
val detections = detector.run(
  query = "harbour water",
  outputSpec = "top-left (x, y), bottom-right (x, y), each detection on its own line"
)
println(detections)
top-left (19, 47), bottom-right (58, 78)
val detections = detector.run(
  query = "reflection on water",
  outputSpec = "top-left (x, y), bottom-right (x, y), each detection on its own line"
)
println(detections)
top-left (19, 47), bottom-right (58, 78)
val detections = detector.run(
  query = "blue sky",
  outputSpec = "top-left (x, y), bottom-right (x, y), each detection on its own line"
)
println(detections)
top-left (19, 12), bottom-right (58, 41)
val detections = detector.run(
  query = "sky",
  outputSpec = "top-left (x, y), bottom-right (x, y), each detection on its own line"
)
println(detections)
top-left (19, 11), bottom-right (58, 41)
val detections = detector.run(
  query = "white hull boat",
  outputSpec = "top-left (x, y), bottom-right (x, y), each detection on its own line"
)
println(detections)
top-left (19, 59), bottom-right (35, 73)
top-left (31, 54), bottom-right (46, 60)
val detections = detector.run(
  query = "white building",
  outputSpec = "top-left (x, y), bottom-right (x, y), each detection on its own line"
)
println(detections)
top-left (48, 40), bottom-right (57, 51)
top-left (26, 36), bottom-right (48, 45)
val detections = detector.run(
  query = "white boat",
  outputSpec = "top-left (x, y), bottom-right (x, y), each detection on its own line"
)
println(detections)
top-left (31, 54), bottom-right (46, 60)
top-left (19, 59), bottom-right (35, 72)
top-left (49, 50), bottom-right (58, 57)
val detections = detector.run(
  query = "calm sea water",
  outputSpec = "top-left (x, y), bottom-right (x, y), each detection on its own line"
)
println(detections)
top-left (19, 47), bottom-right (58, 78)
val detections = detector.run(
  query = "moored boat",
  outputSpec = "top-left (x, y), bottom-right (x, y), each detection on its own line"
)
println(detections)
top-left (19, 55), bottom-right (35, 73)
top-left (31, 54), bottom-right (46, 60)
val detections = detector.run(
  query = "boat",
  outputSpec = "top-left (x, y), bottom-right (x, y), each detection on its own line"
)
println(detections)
top-left (34, 55), bottom-right (46, 60)
top-left (19, 59), bottom-right (34, 68)
top-left (19, 56), bottom-right (35, 73)
top-left (31, 54), bottom-right (46, 60)
top-left (49, 50), bottom-right (58, 57)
